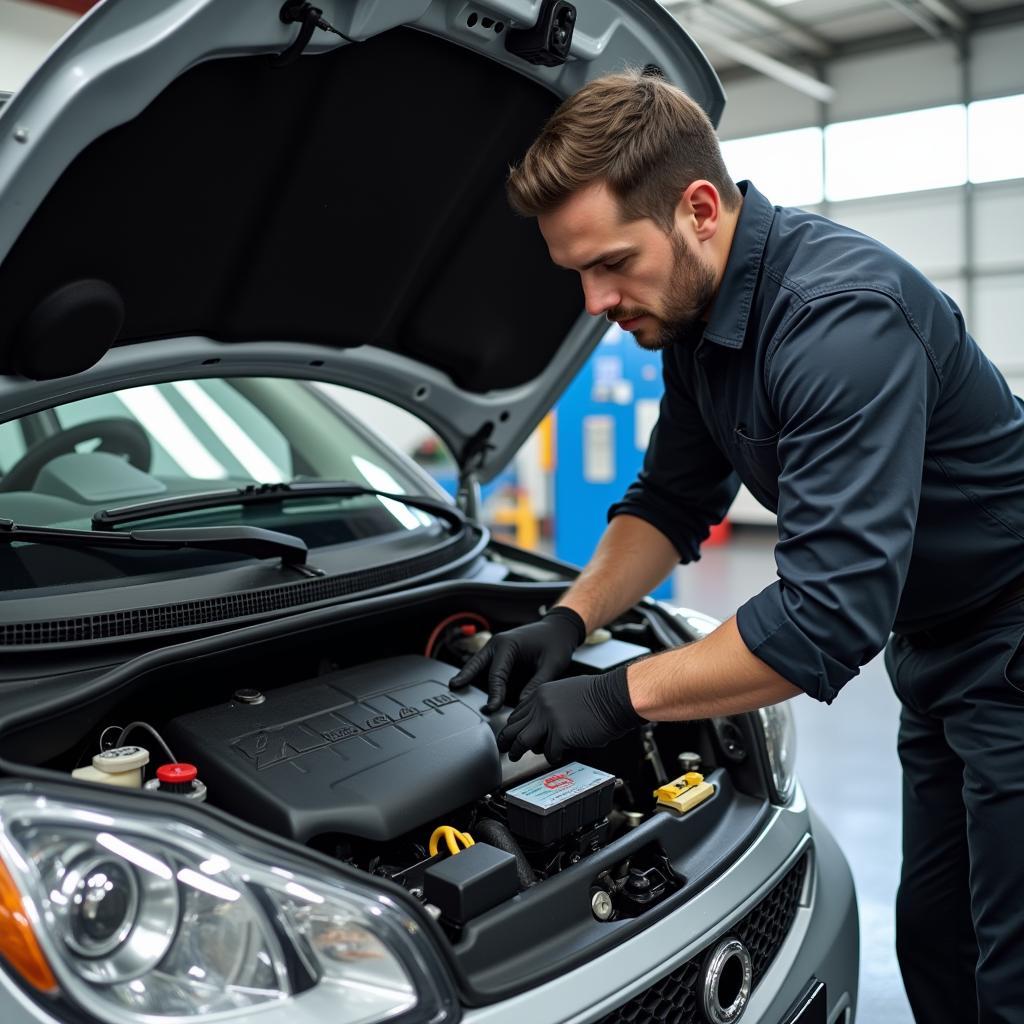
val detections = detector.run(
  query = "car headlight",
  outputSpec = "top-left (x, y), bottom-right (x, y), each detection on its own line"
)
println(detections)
top-left (758, 702), bottom-right (797, 803)
top-left (0, 793), bottom-right (455, 1024)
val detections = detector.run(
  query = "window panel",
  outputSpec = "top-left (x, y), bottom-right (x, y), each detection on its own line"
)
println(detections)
top-left (969, 94), bottom-right (1024, 184)
top-left (720, 127), bottom-right (823, 207)
top-left (825, 105), bottom-right (967, 201)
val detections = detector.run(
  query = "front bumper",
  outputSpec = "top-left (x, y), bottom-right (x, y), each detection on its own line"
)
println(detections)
top-left (466, 785), bottom-right (858, 1024)
top-left (0, 787), bottom-right (857, 1024)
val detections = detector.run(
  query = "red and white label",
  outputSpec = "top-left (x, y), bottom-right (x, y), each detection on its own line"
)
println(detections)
top-left (543, 773), bottom-right (574, 790)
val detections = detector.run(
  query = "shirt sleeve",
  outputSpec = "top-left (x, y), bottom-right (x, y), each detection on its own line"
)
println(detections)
top-left (608, 349), bottom-right (739, 563)
top-left (736, 288), bottom-right (940, 702)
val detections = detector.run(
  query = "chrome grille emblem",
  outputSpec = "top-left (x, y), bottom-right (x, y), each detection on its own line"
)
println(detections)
top-left (701, 937), bottom-right (753, 1023)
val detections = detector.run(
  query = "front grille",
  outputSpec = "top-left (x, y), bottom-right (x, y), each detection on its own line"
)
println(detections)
top-left (597, 852), bottom-right (809, 1024)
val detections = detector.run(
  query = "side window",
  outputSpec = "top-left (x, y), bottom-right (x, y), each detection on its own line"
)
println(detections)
top-left (314, 384), bottom-right (457, 496)
top-left (0, 420), bottom-right (26, 472)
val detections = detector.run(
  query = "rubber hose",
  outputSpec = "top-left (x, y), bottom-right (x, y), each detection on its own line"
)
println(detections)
top-left (475, 817), bottom-right (537, 889)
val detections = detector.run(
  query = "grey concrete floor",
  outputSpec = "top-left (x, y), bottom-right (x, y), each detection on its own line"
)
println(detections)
top-left (672, 525), bottom-right (915, 1024)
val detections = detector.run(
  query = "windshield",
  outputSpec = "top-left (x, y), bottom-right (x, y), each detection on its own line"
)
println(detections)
top-left (0, 377), bottom-right (448, 583)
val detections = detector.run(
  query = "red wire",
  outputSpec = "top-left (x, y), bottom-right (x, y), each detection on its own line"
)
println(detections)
top-left (424, 612), bottom-right (491, 658)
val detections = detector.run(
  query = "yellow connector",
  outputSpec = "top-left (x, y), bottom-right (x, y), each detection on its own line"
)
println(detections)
top-left (654, 771), bottom-right (715, 814)
top-left (428, 825), bottom-right (475, 857)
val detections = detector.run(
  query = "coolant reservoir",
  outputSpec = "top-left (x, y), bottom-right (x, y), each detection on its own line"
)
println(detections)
top-left (71, 745), bottom-right (149, 788)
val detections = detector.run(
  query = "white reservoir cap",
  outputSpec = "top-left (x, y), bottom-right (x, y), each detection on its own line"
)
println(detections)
top-left (92, 745), bottom-right (150, 774)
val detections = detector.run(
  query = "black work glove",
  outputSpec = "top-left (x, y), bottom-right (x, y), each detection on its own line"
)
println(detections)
top-left (448, 606), bottom-right (587, 713)
top-left (496, 664), bottom-right (646, 763)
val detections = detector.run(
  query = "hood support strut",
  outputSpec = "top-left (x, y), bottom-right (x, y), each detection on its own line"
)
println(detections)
top-left (457, 422), bottom-right (497, 520)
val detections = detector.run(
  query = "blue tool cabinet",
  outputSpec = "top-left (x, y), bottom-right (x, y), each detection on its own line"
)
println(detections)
top-left (554, 324), bottom-right (672, 600)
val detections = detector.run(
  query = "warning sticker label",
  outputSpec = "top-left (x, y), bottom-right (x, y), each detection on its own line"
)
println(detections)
top-left (505, 762), bottom-right (615, 813)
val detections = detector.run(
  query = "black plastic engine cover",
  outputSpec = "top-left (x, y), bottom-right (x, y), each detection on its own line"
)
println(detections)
top-left (163, 655), bottom-right (501, 843)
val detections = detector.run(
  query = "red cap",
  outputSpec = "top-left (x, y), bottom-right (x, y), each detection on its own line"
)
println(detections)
top-left (156, 763), bottom-right (197, 784)
top-left (460, 624), bottom-right (477, 635)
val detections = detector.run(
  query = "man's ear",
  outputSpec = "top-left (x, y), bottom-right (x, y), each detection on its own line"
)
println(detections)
top-left (679, 180), bottom-right (721, 241)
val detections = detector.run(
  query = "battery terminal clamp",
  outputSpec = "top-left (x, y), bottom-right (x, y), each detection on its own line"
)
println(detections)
top-left (654, 771), bottom-right (715, 814)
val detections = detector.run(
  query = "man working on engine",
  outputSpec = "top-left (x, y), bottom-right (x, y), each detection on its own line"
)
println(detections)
top-left (448, 71), bottom-right (1024, 1024)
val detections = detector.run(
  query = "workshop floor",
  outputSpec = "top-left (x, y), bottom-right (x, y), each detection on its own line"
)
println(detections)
top-left (672, 525), bottom-right (915, 1024)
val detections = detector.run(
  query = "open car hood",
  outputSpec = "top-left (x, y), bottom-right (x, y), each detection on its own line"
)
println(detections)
top-left (0, 0), bottom-right (723, 482)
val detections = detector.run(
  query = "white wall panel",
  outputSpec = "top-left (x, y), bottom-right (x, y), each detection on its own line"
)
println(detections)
top-left (0, 0), bottom-right (76, 94)
top-left (973, 181), bottom-right (1024, 270)
top-left (828, 40), bottom-right (962, 122)
top-left (970, 23), bottom-right (1024, 102)
top-left (717, 77), bottom-right (820, 141)
top-left (973, 275), bottom-right (1024, 372)
top-left (827, 190), bottom-right (965, 277)
top-left (717, 25), bottom-right (1024, 143)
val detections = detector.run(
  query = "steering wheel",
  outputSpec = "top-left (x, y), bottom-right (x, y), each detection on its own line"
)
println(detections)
top-left (0, 418), bottom-right (153, 493)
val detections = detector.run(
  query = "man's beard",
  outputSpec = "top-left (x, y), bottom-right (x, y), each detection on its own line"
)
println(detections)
top-left (611, 234), bottom-right (718, 351)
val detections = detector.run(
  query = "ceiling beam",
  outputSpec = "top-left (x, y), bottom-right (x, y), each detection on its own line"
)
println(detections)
top-left (664, 0), bottom-right (834, 100)
top-left (916, 0), bottom-right (968, 32)
top-left (881, 0), bottom-right (947, 41)
top-left (665, 0), bottom-right (827, 62)
top-left (717, 2), bottom-right (1024, 86)
top-left (718, 0), bottom-right (834, 57)
top-left (685, 24), bottom-right (836, 102)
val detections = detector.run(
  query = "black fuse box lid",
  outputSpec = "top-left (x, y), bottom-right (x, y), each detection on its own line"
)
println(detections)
top-left (423, 843), bottom-right (519, 925)
top-left (505, 762), bottom-right (615, 845)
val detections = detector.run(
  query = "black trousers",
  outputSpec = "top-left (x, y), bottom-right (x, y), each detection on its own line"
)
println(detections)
top-left (885, 601), bottom-right (1024, 1024)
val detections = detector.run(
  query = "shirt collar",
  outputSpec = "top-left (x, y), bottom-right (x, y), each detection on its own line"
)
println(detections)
top-left (702, 180), bottom-right (774, 350)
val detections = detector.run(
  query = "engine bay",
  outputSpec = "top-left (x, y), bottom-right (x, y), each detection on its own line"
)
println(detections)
top-left (13, 600), bottom-right (772, 944)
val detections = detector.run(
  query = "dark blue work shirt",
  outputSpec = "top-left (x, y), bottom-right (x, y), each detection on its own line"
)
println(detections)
top-left (609, 181), bottom-right (1024, 703)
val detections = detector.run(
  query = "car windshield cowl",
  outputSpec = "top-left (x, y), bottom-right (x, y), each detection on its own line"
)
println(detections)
top-left (91, 480), bottom-right (464, 534)
top-left (0, 518), bottom-right (314, 570)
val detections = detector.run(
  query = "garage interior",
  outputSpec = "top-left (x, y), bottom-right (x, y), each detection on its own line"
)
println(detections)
top-left (2, 0), bottom-right (1024, 1021)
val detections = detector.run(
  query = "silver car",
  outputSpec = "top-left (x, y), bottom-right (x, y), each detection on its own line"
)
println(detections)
top-left (0, 2), bottom-right (858, 1024)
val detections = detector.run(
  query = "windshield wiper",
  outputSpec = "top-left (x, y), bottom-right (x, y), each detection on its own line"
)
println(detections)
top-left (92, 481), bottom-right (465, 533)
top-left (0, 519), bottom-right (315, 573)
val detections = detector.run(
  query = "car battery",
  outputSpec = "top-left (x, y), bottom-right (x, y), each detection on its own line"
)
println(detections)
top-left (505, 762), bottom-right (615, 845)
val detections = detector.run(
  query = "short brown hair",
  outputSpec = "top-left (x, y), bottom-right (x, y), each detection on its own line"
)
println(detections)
top-left (507, 70), bottom-right (741, 230)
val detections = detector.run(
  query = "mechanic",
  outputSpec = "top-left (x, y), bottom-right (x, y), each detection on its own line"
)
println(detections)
top-left (449, 71), bottom-right (1024, 1024)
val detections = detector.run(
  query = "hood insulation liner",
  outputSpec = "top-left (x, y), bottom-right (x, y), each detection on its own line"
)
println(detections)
top-left (0, 28), bottom-right (579, 392)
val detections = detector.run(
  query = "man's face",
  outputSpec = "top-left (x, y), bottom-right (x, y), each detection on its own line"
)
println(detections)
top-left (538, 181), bottom-right (719, 350)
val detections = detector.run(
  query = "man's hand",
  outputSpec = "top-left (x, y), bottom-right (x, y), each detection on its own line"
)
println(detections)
top-left (496, 664), bottom-right (646, 763)
top-left (448, 607), bottom-right (587, 713)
